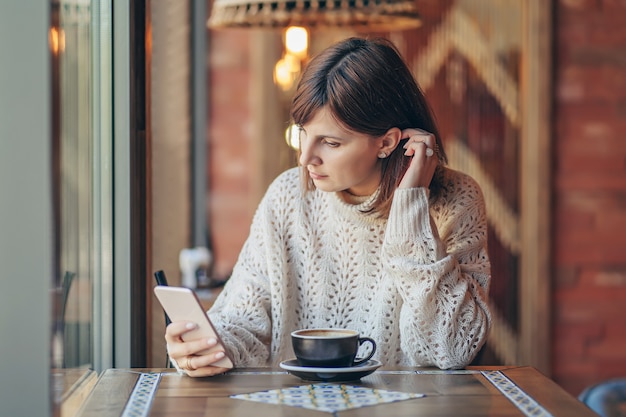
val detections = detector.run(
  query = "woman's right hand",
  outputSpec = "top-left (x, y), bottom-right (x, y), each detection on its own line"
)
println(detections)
top-left (165, 321), bottom-right (231, 377)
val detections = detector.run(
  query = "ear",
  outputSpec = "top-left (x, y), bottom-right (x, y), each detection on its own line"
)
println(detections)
top-left (378, 127), bottom-right (402, 155)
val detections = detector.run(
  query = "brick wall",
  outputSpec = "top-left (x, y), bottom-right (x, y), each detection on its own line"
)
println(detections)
top-left (552, 0), bottom-right (626, 395)
top-left (207, 29), bottom-right (256, 279)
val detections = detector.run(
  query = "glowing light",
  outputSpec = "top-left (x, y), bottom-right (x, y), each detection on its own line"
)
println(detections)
top-left (285, 124), bottom-right (301, 150)
top-left (49, 27), bottom-right (65, 54)
top-left (274, 53), bottom-right (303, 91)
top-left (285, 26), bottom-right (308, 59)
top-left (274, 58), bottom-right (294, 91)
top-left (274, 26), bottom-right (309, 91)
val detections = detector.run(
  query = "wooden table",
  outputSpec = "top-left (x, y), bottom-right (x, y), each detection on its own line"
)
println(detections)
top-left (74, 366), bottom-right (595, 416)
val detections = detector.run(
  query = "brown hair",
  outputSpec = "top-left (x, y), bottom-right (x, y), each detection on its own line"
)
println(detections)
top-left (290, 37), bottom-right (447, 217)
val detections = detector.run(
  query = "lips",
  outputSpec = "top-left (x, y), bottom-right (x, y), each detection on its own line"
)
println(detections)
top-left (308, 170), bottom-right (326, 180)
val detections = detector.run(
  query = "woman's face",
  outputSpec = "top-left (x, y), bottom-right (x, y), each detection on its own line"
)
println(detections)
top-left (299, 107), bottom-right (384, 196)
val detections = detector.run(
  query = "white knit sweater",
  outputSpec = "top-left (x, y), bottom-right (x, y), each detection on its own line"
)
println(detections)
top-left (208, 166), bottom-right (491, 370)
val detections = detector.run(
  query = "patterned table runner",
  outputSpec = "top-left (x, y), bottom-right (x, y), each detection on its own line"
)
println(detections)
top-left (482, 371), bottom-right (554, 417)
top-left (121, 372), bottom-right (162, 417)
top-left (119, 369), bottom-right (555, 416)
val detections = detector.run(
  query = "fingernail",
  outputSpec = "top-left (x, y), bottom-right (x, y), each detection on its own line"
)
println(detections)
top-left (186, 322), bottom-right (197, 330)
top-left (207, 337), bottom-right (217, 345)
top-left (215, 351), bottom-right (225, 359)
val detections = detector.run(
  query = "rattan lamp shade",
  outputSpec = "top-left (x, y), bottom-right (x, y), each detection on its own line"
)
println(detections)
top-left (208, 0), bottom-right (421, 30)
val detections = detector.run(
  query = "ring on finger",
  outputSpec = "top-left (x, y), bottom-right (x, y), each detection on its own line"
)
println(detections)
top-left (425, 147), bottom-right (434, 157)
top-left (186, 356), bottom-right (195, 371)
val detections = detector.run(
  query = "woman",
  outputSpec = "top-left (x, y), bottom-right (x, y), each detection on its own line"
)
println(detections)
top-left (166, 37), bottom-right (492, 377)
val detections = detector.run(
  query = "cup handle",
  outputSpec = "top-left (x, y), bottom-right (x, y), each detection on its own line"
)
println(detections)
top-left (353, 337), bottom-right (376, 366)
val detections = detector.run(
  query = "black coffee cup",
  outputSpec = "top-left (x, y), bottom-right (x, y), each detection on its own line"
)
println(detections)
top-left (291, 328), bottom-right (377, 368)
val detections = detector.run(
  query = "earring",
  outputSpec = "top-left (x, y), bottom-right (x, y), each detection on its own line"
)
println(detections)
top-left (378, 152), bottom-right (387, 158)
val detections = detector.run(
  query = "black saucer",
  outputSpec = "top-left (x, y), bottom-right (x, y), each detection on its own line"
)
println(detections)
top-left (279, 359), bottom-right (382, 382)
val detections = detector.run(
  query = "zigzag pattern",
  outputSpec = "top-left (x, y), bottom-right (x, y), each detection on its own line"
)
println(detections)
top-left (412, 6), bottom-right (519, 127)
top-left (447, 138), bottom-right (520, 254)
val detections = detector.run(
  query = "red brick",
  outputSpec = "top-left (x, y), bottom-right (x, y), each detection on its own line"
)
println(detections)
top-left (556, 112), bottom-right (625, 142)
top-left (552, 322), bottom-right (605, 363)
top-left (557, 155), bottom-right (625, 175)
top-left (557, 102), bottom-right (626, 125)
top-left (587, 340), bottom-right (626, 361)
top-left (604, 321), bottom-right (626, 338)
top-left (555, 174), bottom-right (626, 191)
top-left (555, 225), bottom-right (626, 247)
top-left (554, 266), bottom-right (582, 288)
top-left (554, 291), bottom-right (626, 323)
top-left (207, 29), bottom-right (255, 278)
top-left (558, 7), bottom-right (626, 45)
top-left (570, 45), bottom-right (626, 66)
top-left (557, 67), bottom-right (626, 103)
top-left (553, 338), bottom-right (587, 359)
top-left (554, 197), bottom-right (595, 221)
top-left (595, 362), bottom-right (626, 382)
top-left (553, 362), bottom-right (604, 396)
top-left (602, 0), bottom-right (626, 10)
top-left (559, 0), bottom-right (602, 12)
top-left (554, 322), bottom-right (606, 341)
top-left (579, 269), bottom-right (626, 286)
top-left (554, 245), bottom-right (626, 264)
top-left (553, 229), bottom-right (626, 262)
top-left (596, 210), bottom-right (626, 230)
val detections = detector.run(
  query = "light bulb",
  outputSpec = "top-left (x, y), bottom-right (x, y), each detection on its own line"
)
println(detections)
top-left (285, 124), bottom-right (301, 150)
top-left (285, 26), bottom-right (308, 59)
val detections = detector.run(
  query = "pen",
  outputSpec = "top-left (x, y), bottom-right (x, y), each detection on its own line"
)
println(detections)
top-left (154, 269), bottom-right (169, 287)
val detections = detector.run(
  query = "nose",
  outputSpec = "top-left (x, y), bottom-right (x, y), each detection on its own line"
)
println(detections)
top-left (298, 139), bottom-right (319, 166)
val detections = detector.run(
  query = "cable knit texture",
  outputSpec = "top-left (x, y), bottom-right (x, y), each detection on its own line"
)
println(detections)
top-left (208, 166), bottom-right (491, 370)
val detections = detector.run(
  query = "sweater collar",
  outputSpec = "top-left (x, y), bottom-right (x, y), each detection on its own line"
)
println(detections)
top-left (331, 188), bottom-right (380, 214)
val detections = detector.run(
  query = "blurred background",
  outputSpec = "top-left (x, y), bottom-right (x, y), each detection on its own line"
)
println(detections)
top-left (1, 0), bottom-right (625, 415)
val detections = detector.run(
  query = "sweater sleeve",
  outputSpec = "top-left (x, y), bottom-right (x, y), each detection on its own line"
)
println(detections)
top-left (382, 174), bottom-right (491, 369)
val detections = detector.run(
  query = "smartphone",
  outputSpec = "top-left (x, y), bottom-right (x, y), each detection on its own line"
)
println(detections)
top-left (154, 285), bottom-right (234, 369)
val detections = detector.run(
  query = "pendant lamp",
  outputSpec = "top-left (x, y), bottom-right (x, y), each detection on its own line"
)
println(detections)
top-left (208, 0), bottom-right (421, 31)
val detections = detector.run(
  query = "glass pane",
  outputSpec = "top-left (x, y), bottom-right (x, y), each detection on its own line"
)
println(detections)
top-left (51, 0), bottom-right (113, 375)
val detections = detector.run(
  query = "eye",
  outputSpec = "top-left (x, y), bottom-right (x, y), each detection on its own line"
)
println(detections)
top-left (322, 138), bottom-right (340, 147)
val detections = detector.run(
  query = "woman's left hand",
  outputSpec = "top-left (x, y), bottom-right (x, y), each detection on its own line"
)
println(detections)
top-left (398, 128), bottom-right (439, 189)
